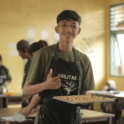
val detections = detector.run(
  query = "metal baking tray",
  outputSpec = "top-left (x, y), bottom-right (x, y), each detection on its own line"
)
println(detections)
top-left (53, 95), bottom-right (116, 104)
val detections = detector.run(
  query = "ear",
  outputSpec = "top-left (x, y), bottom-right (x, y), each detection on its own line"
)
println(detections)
top-left (25, 49), bottom-right (28, 53)
top-left (25, 49), bottom-right (29, 56)
top-left (55, 26), bottom-right (59, 33)
top-left (77, 28), bottom-right (81, 35)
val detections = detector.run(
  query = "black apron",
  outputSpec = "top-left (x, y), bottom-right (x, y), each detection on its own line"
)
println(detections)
top-left (38, 44), bottom-right (83, 124)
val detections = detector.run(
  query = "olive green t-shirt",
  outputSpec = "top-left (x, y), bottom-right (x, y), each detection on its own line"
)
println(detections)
top-left (22, 59), bottom-right (31, 88)
top-left (26, 43), bottom-right (95, 91)
top-left (26, 44), bottom-right (95, 124)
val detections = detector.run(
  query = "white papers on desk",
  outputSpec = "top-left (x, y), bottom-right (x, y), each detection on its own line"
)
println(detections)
top-left (0, 116), bottom-right (32, 122)
top-left (0, 116), bottom-right (15, 122)
top-left (114, 94), bottom-right (124, 97)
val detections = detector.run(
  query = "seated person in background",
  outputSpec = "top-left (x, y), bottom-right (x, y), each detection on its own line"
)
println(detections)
top-left (102, 80), bottom-right (117, 91)
top-left (101, 80), bottom-right (122, 122)
top-left (20, 40), bottom-right (48, 116)
top-left (0, 55), bottom-right (12, 94)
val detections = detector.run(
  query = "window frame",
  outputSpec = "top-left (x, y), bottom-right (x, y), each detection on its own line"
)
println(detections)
top-left (110, 30), bottom-right (124, 77)
top-left (109, 3), bottom-right (124, 77)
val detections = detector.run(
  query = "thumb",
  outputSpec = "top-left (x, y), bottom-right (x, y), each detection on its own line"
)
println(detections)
top-left (47, 69), bottom-right (53, 77)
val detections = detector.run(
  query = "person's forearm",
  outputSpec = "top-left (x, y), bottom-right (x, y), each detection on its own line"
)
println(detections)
top-left (27, 94), bottom-right (40, 109)
top-left (23, 73), bottom-right (61, 96)
top-left (23, 82), bottom-right (46, 95)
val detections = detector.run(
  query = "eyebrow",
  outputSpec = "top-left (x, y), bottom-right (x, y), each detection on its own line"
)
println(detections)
top-left (61, 21), bottom-right (77, 25)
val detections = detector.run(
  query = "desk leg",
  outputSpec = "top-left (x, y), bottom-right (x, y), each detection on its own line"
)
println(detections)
top-left (6, 122), bottom-right (10, 124)
top-left (90, 103), bottom-right (93, 110)
top-left (102, 117), bottom-right (112, 124)
top-left (108, 117), bottom-right (112, 124)
top-left (2, 97), bottom-right (7, 108)
top-left (0, 97), bottom-right (2, 108)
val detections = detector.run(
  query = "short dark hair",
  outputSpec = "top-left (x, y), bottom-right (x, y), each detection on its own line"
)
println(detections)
top-left (16, 40), bottom-right (30, 53)
top-left (38, 40), bottom-right (48, 48)
top-left (0, 55), bottom-right (2, 60)
top-left (57, 10), bottom-right (81, 25)
top-left (28, 40), bottom-right (48, 56)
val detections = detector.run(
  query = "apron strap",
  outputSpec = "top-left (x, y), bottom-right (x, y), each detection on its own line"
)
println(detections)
top-left (55, 43), bottom-right (59, 60)
top-left (73, 48), bottom-right (83, 95)
top-left (73, 48), bottom-right (83, 113)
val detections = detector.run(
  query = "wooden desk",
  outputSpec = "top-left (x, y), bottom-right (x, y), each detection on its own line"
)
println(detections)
top-left (0, 93), bottom-right (22, 108)
top-left (7, 93), bottom-right (22, 105)
top-left (89, 91), bottom-right (124, 98)
top-left (0, 108), bottom-right (114, 124)
top-left (89, 91), bottom-right (124, 109)
top-left (82, 109), bottom-right (114, 124)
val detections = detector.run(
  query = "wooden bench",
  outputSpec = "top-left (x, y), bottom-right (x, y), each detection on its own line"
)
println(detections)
top-left (81, 109), bottom-right (114, 124)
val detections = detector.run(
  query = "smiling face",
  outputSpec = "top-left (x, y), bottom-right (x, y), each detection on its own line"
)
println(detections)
top-left (55, 19), bottom-right (81, 47)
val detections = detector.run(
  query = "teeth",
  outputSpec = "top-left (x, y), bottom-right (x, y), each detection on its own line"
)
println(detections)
top-left (65, 34), bottom-right (71, 36)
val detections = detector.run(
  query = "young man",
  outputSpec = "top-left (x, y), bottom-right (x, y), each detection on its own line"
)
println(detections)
top-left (0, 55), bottom-right (12, 94)
top-left (16, 40), bottom-right (32, 107)
top-left (23, 10), bottom-right (95, 124)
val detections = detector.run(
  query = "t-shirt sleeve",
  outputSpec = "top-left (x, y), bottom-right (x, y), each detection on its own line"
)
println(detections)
top-left (80, 54), bottom-right (95, 91)
top-left (22, 60), bottom-right (31, 88)
top-left (26, 51), bottom-right (44, 84)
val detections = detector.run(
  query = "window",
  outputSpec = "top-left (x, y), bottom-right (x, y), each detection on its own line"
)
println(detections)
top-left (110, 4), bottom-right (124, 76)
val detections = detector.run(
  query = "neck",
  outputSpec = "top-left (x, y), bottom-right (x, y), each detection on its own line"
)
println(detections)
top-left (58, 41), bottom-right (73, 51)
